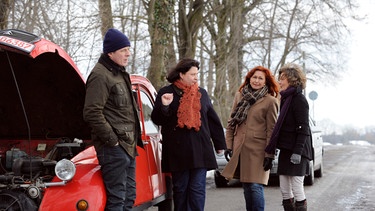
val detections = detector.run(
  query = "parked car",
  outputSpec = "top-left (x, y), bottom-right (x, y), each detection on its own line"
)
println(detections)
top-left (214, 118), bottom-right (324, 187)
top-left (0, 29), bottom-right (172, 211)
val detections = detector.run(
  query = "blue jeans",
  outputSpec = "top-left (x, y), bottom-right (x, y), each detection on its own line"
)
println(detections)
top-left (243, 183), bottom-right (265, 211)
top-left (171, 168), bottom-right (207, 211)
top-left (96, 145), bottom-right (136, 211)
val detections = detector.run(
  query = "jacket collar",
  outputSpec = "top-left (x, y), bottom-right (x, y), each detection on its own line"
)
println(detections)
top-left (98, 53), bottom-right (126, 75)
top-left (172, 84), bottom-right (183, 96)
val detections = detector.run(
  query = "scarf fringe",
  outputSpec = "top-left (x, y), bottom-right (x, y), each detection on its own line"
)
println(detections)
top-left (174, 80), bottom-right (202, 131)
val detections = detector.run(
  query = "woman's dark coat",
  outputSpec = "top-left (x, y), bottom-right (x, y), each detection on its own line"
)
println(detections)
top-left (151, 84), bottom-right (226, 172)
top-left (277, 91), bottom-right (313, 176)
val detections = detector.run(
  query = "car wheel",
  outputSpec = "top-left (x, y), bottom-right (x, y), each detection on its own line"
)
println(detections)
top-left (304, 161), bottom-right (314, 186)
top-left (214, 170), bottom-right (228, 188)
top-left (314, 161), bottom-right (323, 178)
top-left (268, 175), bottom-right (280, 186)
top-left (0, 190), bottom-right (38, 211)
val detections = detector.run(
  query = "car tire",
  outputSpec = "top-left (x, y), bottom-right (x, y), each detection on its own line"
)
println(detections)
top-left (304, 161), bottom-right (314, 186)
top-left (0, 190), bottom-right (38, 211)
top-left (214, 170), bottom-right (228, 188)
top-left (314, 161), bottom-right (323, 178)
top-left (268, 175), bottom-right (280, 186)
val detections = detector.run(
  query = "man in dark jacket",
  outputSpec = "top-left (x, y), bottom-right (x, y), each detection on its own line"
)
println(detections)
top-left (83, 28), bottom-right (142, 211)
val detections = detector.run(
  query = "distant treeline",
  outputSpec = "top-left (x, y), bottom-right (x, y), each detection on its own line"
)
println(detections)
top-left (323, 130), bottom-right (375, 145)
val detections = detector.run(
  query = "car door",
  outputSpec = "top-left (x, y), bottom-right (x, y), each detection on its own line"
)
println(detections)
top-left (132, 78), bottom-right (167, 207)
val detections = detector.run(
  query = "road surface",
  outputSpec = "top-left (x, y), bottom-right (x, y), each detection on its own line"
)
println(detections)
top-left (205, 144), bottom-right (375, 211)
top-left (147, 144), bottom-right (375, 210)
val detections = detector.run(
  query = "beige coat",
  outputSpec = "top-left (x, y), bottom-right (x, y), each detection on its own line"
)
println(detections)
top-left (221, 92), bottom-right (279, 185)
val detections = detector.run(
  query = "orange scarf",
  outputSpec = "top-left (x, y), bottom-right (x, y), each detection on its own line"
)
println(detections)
top-left (174, 80), bottom-right (202, 131)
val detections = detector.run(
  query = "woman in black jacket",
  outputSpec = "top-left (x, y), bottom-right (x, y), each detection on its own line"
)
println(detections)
top-left (265, 63), bottom-right (312, 211)
top-left (151, 58), bottom-right (226, 211)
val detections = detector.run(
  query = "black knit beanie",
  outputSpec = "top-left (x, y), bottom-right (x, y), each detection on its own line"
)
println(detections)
top-left (103, 28), bottom-right (130, 54)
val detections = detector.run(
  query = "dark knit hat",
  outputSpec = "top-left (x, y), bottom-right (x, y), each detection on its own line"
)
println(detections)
top-left (103, 28), bottom-right (130, 54)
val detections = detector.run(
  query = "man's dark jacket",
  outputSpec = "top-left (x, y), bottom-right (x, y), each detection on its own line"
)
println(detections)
top-left (83, 55), bottom-right (142, 158)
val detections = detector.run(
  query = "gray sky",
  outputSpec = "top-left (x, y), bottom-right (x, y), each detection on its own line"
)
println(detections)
top-left (307, 0), bottom-right (375, 128)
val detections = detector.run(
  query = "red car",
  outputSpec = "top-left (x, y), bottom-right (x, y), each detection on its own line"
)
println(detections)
top-left (0, 29), bottom-right (172, 211)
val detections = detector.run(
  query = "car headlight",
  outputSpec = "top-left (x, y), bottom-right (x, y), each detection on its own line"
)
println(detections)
top-left (55, 159), bottom-right (76, 181)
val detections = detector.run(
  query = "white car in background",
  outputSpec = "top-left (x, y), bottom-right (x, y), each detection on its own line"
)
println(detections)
top-left (214, 118), bottom-right (324, 187)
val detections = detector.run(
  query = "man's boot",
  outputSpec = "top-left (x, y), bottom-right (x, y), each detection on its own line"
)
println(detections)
top-left (282, 198), bottom-right (295, 211)
top-left (295, 199), bottom-right (307, 211)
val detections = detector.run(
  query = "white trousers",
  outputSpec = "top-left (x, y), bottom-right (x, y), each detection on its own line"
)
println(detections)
top-left (279, 175), bottom-right (306, 201)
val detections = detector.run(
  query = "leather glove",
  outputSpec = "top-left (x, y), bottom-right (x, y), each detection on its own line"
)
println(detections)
top-left (263, 157), bottom-right (274, 171)
top-left (224, 149), bottom-right (233, 162)
top-left (290, 153), bottom-right (301, 164)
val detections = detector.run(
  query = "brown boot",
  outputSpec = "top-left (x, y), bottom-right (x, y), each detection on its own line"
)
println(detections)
top-left (295, 199), bottom-right (307, 211)
top-left (282, 198), bottom-right (295, 211)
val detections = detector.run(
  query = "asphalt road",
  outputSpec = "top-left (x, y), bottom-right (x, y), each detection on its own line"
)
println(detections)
top-left (204, 144), bottom-right (375, 211)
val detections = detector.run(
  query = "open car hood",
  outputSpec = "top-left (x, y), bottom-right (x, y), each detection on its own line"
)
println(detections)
top-left (0, 29), bottom-right (90, 140)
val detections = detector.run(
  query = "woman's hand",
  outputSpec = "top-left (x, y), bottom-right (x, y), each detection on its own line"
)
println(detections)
top-left (263, 157), bottom-right (274, 171)
top-left (161, 93), bottom-right (173, 106)
top-left (290, 153), bottom-right (301, 164)
top-left (216, 149), bottom-right (224, 155)
top-left (224, 149), bottom-right (233, 161)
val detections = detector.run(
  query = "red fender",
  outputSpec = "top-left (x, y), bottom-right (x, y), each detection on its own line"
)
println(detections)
top-left (39, 147), bottom-right (106, 211)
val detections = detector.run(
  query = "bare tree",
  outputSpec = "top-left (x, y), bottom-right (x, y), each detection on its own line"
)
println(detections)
top-left (177, 0), bottom-right (204, 59)
top-left (244, 0), bottom-right (359, 83)
top-left (226, 0), bottom-right (246, 104)
top-left (203, 0), bottom-right (263, 123)
top-left (143, 0), bottom-right (175, 90)
top-left (3, 0), bottom-right (361, 122)
top-left (99, 0), bottom-right (114, 37)
top-left (203, 0), bottom-right (230, 122)
top-left (0, 0), bottom-right (10, 29)
top-left (126, 0), bottom-right (143, 74)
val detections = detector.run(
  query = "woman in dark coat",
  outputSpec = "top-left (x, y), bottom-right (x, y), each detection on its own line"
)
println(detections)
top-left (265, 63), bottom-right (313, 211)
top-left (151, 58), bottom-right (226, 211)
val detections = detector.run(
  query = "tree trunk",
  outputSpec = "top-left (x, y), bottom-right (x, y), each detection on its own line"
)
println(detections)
top-left (145, 0), bottom-right (174, 91)
top-left (212, 2), bottom-right (229, 123)
top-left (99, 0), bottom-right (113, 38)
top-left (0, 0), bottom-right (10, 29)
top-left (177, 0), bottom-right (204, 59)
top-left (227, 0), bottom-right (245, 108)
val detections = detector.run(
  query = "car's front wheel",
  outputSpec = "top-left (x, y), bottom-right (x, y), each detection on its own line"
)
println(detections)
top-left (304, 161), bottom-right (315, 186)
top-left (0, 190), bottom-right (38, 211)
top-left (314, 161), bottom-right (323, 178)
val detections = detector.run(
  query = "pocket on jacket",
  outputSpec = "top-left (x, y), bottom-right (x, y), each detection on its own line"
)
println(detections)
top-left (253, 131), bottom-right (266, 139)
top-left (112, 83), bottom-right (126, 107)
top-left (115, 124), bottom-right (135, 144)
top-left (251, 131), bottom-right (266, 145)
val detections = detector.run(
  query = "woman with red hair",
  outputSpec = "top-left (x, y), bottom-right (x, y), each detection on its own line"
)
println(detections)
top-left (222, 66), bottom-right (279, 211)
